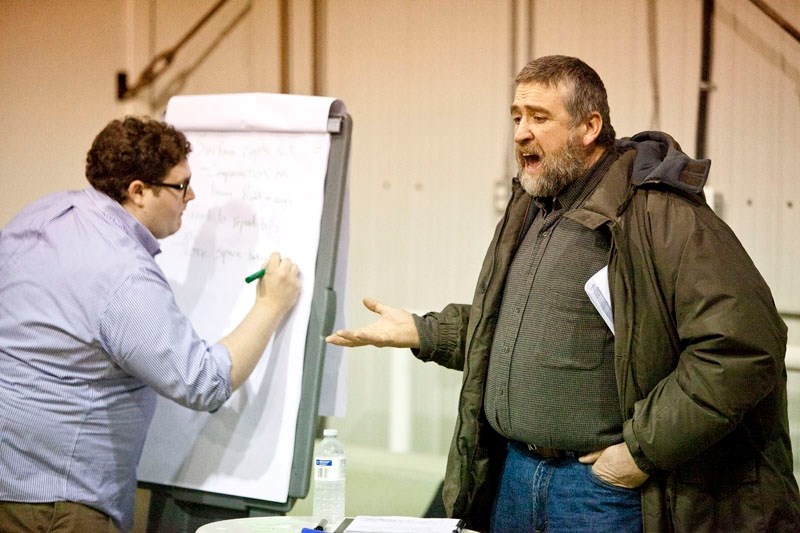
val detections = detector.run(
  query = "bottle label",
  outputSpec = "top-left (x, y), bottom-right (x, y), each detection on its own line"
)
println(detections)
top-left (314, 456), bottom-right (345, 481)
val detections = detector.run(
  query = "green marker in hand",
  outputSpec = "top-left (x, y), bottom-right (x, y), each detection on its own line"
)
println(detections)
top-left (245, 268), bottom-right (266, 283)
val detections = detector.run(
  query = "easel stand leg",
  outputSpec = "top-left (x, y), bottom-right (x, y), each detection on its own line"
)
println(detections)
top-left (145, 486), bottom-right (286, 532)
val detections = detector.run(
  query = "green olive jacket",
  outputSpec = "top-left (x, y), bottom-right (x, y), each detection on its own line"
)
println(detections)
top-left (414, 132), bottom-right (800, 532)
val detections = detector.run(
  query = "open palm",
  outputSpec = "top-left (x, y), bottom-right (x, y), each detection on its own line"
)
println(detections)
top-left (325, 297), bottom-right (420, 349)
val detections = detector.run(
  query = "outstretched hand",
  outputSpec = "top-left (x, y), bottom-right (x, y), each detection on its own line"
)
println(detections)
top-left (325, 297), bottom-right (420, 349)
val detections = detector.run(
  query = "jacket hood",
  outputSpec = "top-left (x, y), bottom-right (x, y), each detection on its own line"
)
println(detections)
top-left (617, 131), bottom-right (711, 196)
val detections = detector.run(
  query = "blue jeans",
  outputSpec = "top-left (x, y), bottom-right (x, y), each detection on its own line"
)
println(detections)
top-left (490, 442), bottom-right (642, 533)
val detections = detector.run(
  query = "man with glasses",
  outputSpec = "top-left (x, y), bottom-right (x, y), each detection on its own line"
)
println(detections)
top-left (0, 116), bottom-right (302, 532)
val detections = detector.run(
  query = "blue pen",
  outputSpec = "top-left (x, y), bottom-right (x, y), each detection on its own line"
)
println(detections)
top-left (300, 518), bottom-right (327, 532)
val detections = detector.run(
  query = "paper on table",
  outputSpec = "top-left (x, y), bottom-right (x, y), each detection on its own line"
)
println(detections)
top-left (344, 516), bottom-right (464, 533)
top-left (585, 265), bottom-right (614, 334)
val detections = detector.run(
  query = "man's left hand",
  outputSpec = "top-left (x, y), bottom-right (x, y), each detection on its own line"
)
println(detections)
top-left (578, 442), bottom-right (649, 489)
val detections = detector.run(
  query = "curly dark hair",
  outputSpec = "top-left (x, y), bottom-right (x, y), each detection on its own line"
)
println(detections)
top-left (516, 55), bottom-right (616, 148)
top-left (85, 116), bottom-right (192, 202)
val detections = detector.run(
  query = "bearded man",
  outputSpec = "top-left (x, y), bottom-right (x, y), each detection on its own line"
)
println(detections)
top-left (326, 55), bottom-right (800, 532)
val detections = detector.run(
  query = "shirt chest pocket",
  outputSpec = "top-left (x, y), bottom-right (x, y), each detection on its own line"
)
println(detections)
top-left (531, 290), bottom-right (615, 370)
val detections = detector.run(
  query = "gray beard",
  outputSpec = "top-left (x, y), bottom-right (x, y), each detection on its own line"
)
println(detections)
top-left (519, 136), bottom-right (589, 197)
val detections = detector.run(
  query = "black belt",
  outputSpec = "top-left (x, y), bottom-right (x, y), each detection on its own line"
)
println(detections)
top-left (512, 440), bottom-right (579, 460)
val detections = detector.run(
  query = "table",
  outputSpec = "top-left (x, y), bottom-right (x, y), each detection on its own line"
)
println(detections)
top-left (195, 516), bottom-right (479, 532)
top-left (196, 516), bottom-right (328, 532)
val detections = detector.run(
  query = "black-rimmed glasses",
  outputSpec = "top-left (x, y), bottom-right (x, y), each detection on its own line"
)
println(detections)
top-left (147, 178), bottom-right (191, 199)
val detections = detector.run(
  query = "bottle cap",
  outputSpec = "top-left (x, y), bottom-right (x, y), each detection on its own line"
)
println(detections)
top-left (323, 428), bottom-right (338, 437)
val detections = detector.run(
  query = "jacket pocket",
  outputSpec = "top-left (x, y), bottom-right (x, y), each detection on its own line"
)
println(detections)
top-left (675, 433), bottom-right (758, 486)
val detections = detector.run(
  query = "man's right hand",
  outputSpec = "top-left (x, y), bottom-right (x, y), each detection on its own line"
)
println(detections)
top-left (224, 251), bottom-right (301, 390)
top-left (325, 297), bottom-right (420, 349)
top-left (255, 252), bottom-right (301, 315)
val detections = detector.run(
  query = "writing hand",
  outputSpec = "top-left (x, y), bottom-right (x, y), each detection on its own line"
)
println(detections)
top-left (579, 442), bottom-right (649, 489)
top-left (255, 252), bottom-right (301, 315)
top-left (325, 297), bottom-right (420, 348)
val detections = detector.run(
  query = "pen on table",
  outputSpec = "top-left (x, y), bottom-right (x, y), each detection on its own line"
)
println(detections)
top-left (300, 518), bottom-right (327, 533)
top-left (244, 268), bottom-right (266, 283)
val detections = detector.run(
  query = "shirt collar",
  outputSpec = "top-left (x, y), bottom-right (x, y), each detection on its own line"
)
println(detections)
top-left (83, 187), bottom-right (162, 257)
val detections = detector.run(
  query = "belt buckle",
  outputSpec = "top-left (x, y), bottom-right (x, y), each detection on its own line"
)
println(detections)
top-left (526, 443), bottom-right (561, 459)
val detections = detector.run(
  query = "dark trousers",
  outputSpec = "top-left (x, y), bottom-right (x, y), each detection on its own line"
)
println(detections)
top-left (0, 501), bottom-right (119, 533)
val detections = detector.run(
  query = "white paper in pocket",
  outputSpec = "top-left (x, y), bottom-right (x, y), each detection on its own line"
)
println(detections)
top-left (585, 265), bottom-right (614, 335)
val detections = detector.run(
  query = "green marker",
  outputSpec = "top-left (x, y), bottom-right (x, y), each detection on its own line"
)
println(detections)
top-left (245, 268), bottom-right (266, 283)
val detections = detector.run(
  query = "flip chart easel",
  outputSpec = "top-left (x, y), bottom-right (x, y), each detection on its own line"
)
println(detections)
top-left (135, 93), bottom-right (351, 531)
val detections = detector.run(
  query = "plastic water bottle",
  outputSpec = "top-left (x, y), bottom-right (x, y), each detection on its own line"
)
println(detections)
top-left (313, 428), bottom-right (346, 530)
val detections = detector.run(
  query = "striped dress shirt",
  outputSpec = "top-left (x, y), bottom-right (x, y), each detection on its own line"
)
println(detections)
top-left (0, 187), bottom-right (232, 531)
